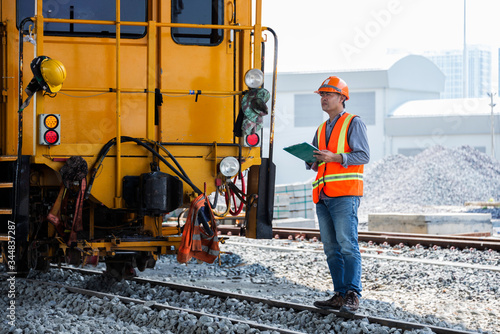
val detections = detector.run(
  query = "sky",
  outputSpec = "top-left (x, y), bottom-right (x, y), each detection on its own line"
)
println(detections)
top-left (262, 0), bottom-right (500, 88)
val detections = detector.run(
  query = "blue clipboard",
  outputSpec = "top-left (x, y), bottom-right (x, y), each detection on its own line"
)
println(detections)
top-left (283, 142), bottom-right (318, 164)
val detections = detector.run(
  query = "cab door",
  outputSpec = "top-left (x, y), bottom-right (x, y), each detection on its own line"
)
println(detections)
top-left (159, 0), bottom-right (236, 144)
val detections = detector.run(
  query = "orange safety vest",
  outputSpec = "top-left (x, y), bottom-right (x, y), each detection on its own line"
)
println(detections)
top-left (312, 112), bottom-right (364, 203)
top-left (177, 194), bottom-right (220, 264)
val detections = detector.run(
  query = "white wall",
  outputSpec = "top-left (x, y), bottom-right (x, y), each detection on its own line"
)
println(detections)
top-left (262, 90), bottom-right (325, 185)
top-left (263, 89), bottom-right (385, 185)
top-left (262, 56), bottom-right (444, 184)
top-left (387, 134), bottom-right (493, 156)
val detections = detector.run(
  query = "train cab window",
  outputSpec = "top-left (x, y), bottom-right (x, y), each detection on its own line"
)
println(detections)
top-left (17, 0), bottom-right (147, 38)
top-left (171, 0), bottom-right (224, 46)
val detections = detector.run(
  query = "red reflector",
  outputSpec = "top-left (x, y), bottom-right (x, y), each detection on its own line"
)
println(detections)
top-left (246, 133), bottom-right (259, 146)
top-left (44, 130), bottom-right (59, 144)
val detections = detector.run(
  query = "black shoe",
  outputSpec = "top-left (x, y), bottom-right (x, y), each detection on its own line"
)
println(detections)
top-left (340, 290), bottom-right (359, 313)
top-left (313, 292), bottom-right (344, 310)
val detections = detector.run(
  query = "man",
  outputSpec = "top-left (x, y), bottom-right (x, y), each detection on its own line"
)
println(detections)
top-left (308, 76), bottom-right (370, 312)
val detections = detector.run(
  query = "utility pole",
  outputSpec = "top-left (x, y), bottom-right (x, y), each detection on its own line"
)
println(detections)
top-left (488, 92), bottom-right (496, 159)
top-left (463, 0), bottom-right (468, 98)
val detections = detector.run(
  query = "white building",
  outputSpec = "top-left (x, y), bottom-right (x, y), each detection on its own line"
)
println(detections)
top-left (386, 98), bottom-right (500, 156)
top-left (264, 55), bottom-right (447, 185)
top-left (425, 46), bottom-right (492, 99)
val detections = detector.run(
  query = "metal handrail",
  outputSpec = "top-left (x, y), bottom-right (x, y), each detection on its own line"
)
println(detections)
top-left (41, 17), bottom-right (257, 31)
top-left (264, 27), bottom-right (278, 164)
top-left (60, 87), bottom-right (244, 96)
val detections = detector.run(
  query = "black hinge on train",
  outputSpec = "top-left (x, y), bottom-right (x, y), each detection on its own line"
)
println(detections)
top-left (155, 88), bottom-right (162, 125)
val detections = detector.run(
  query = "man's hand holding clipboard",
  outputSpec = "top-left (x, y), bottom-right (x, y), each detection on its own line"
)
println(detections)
top-left (312, 150), bottom-right (343, 164)
top-left (284, 142), bottom-right (343, 168)
top-left (283, 142), bottom-right (319, 164)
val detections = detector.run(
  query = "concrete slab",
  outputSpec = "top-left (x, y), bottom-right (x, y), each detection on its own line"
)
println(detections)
top-left (368, 213), bottom-right (492, 235)
top-left (273, 218), bottom-right (317, 229)
top-left (492, 219), bottom-right (500, 237)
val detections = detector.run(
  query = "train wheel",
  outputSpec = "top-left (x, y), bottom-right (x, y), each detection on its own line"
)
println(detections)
top-left (1, 241), bottom-right (30, 277)
top-left (105, 258), bottom-right (137, 281)
top-left (29, 243), bottom-right (50, 272)
top-left (136, 252), bottom-right (156, 272)
top-left (65, 248), bottom-right (82, 266)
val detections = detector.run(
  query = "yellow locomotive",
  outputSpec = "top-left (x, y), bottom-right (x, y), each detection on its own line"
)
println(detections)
top-left (0, 0), bottom-right (277, 279)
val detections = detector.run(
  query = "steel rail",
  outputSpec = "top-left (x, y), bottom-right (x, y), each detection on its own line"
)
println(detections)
top-left (358, 234), bottom-right (500, 251)
top-left (52, 266), bottom-right (478, 334)
top-left (217, 226), bottom-right (500, 250)
top-left (221, 240), bottom-right (500, 272)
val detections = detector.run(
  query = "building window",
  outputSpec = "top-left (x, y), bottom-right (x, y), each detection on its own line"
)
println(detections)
top-left (294, 94), bottom-right (323, 127)
top-left (17, 0), bottom-right (147, 38)
top-left (397, 148), bottom-right (425, 156)
top-left (171, 0), bottom-right (224, 46)
top-left (346, 92), bottom-right (375, 125)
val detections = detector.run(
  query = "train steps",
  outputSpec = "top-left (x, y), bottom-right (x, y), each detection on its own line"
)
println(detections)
top-left (0, 156), bottom-right (16, 242)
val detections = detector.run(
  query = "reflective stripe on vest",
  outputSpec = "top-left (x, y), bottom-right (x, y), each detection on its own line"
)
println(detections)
top-left (177, 194), bottom-right (220, 264)
top-left (312, 172), bottom-right (363, 187)
top-left (312, 112), bottom-right (364, 203)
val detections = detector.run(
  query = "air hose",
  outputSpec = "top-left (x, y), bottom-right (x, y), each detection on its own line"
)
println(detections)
top-left (86, 136), bottom-right (202, 200)
top-left (211, 184), bottom-right (231, 217)
top-left (225, 172), bottom-right (246, 216)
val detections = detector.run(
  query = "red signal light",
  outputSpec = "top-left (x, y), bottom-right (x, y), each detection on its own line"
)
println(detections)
top-left (245, 133), bottom-right (260, 147)
top-left (44, 130), bottom-right (59, 145)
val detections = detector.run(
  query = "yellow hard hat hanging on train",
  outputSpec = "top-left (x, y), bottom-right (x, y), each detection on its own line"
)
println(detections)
top-left (40, 58), bottom-right (67, 93)
top-left (26, 56), bottom-right (67, 96)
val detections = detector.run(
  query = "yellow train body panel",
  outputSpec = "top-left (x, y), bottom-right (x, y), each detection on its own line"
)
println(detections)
top-left (0, 0), bottom-right (276, 276)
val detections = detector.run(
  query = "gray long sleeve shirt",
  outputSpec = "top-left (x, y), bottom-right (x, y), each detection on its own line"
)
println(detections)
top-left (309, 110), bottom-right (370, 169)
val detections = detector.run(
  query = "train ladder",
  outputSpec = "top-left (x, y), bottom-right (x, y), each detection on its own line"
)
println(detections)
top-left (0, 155), bottom-right (17, 243)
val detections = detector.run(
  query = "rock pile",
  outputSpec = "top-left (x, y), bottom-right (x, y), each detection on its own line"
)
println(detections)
top-left (362, 145), bottom-right (500, 212)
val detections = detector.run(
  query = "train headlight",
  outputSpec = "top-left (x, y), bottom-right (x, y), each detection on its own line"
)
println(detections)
top-left (219, 156), bottom-right (240, 178)
top-left (244, 69), bottom-right (264, 89)
top-left (38, 114), bottom-right (61, 145)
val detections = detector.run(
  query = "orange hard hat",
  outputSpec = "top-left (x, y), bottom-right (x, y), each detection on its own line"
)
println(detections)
top-left (315, 76), bottom-right (349, 100)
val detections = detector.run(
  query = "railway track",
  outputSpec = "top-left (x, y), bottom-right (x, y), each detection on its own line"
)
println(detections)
top-left (24, 278), bottom-right (302, 334)
top-left (222, 240), bottom-right (500, 272)
top-left (218, 226), bottom-right (500, 250)
top-left (25, 265), bottom-right (478, 334)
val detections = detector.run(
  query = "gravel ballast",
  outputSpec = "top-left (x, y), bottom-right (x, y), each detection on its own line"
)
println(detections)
top-left (2, 239), bottom-right (498, 334)
top-left (1, 145), bottom-right (500, 333)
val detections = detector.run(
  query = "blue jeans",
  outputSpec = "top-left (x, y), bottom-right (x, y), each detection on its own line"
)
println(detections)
top-left (316, 196), bottom-right (362, 296)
